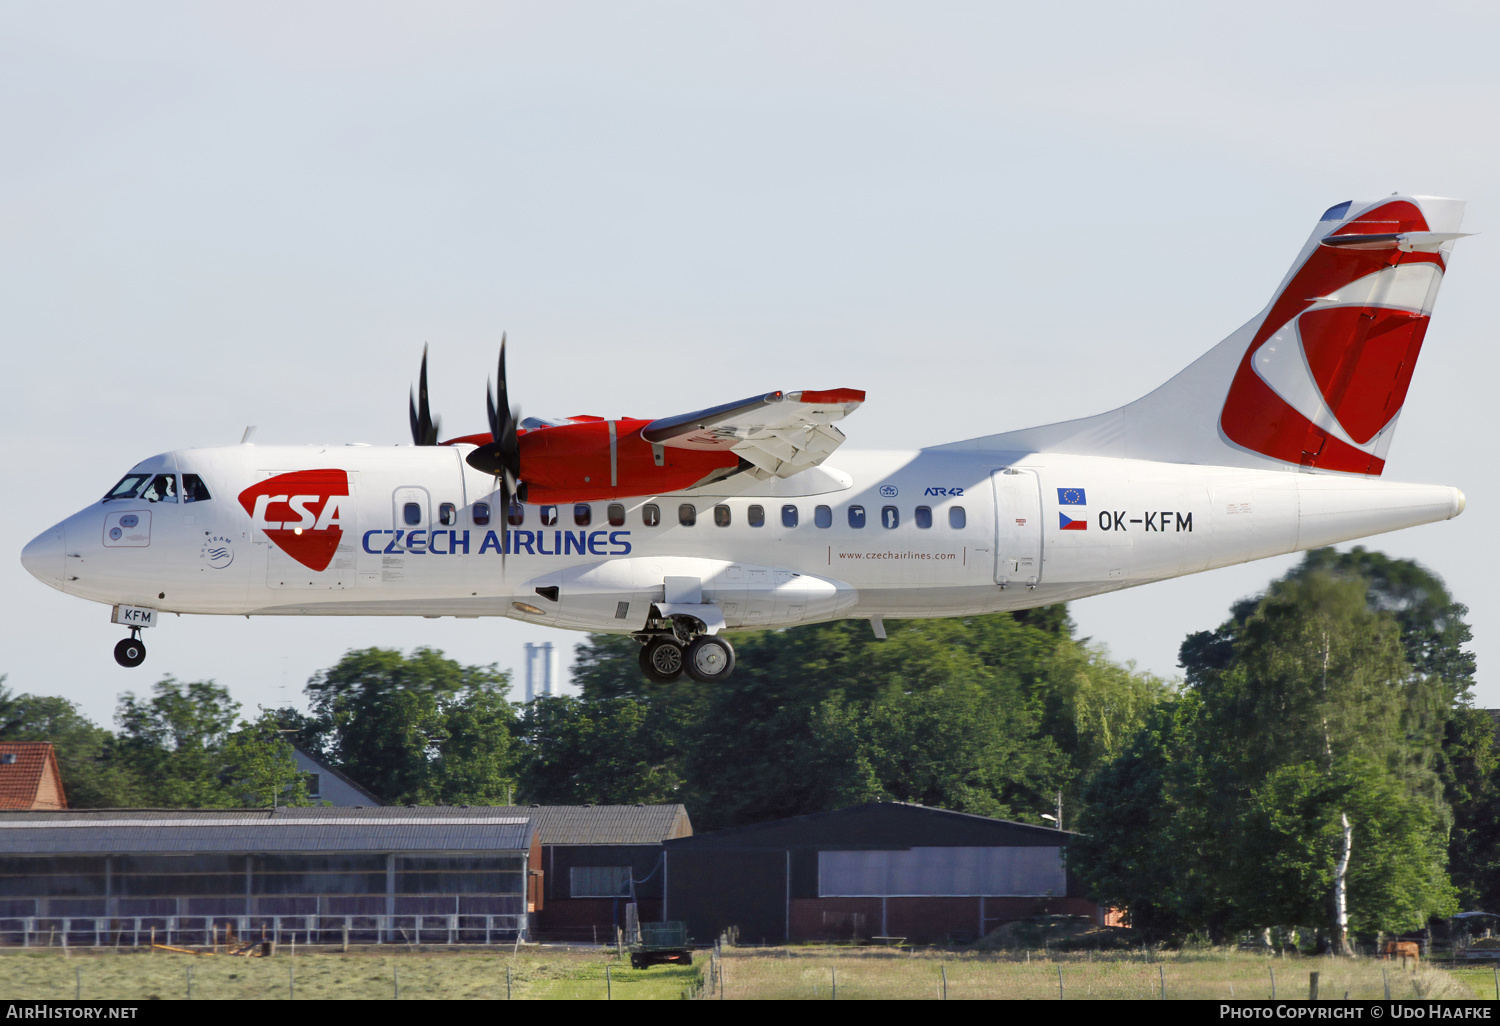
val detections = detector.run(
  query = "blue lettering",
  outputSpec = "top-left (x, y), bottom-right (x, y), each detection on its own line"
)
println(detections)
top-left (609, 530), bottom-right (632, 555)
top-left (384, 531), bottom-right (404, 554)
top-left (407, 530), bottom-right (427, 553)
top-left (513, 530), bottom-right (536, 555)
top-left (428, 530), bottom-right (448, 555)
top-left (362, 530), bottom-right (384, 554)
top-left (451, 530), bottom-right (470, 554)
top-left (479, 530), bottom-right (502, 554)
top-left (588, 530), bottom-right (609, 555)
top-left (536, 530), bottom-right (555, 555)
top-left (564, 530), bottom-right (588, 555)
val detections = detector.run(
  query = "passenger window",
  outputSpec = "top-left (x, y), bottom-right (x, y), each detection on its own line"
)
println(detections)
top-left (915, 506), bottom-right (933, 529)
top-left (439, 503), bottom-right (457, 526)
top-left (748, 505), bottom-right (765, 528)
top-left (403, 502), bottom-right (422, 526)
top-left (714, 504), bottom-right (731, 527)
top-left (508, 502), bottom-right (524, 527)
top-left (881, 505), bottom-right (899, 529)
top-left (782, 505), bottom-right (799, 528)
top-left (848, 505), bottom-right (866, 529)
top-left (815, 505), bottom-right (832, 529)
top-left (143, 474), bottom-right (178, 503)
top-left (181, 474), bottom-right (212, 503)
top-left (679, 504), bottom-right (696, 526)
top-left (608, 503), bottom-right (626, 527)
top-left (574, 503), bottom-right (592, 527)
top-left (949, 506), bottom-right (967, 529)
top-left (104, 473), bottom-right (150, 501)
top-left (642, 504), bottom-right (661, 527)
top-left (473, 502), bottom-right (491, 527)
top-left (540, 505), bottom-right (559, 527)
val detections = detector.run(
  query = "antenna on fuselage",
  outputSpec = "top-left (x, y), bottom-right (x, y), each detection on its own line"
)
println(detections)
top-left (240, 426), bottom-right (257, 444)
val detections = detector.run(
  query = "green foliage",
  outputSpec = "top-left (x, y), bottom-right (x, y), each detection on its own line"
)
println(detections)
top-left (222, 711), bottom-right (315, 808)
top-left (302, 647), bottom-right (517, 805)
top-left (115, 678), bottom-right (244, 807)
top-left (549, 609), bottom-right (1166, 831)
top-left (0, 683), bottom-right (146, 808)
top-left (1076, 552), bottom-right (1469, 941)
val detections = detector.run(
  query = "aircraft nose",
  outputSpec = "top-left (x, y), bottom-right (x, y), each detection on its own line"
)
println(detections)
top-left (20, 524), bottom-right (65, 590)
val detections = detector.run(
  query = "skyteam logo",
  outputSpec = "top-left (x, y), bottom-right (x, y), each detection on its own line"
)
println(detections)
top-left (200, 534), bottom-right (235, 569)
top-left (237, 469), bottom-right (350, 572)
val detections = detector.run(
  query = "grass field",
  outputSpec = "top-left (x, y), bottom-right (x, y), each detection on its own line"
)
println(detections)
top-left (710, 945), bottom-right (1482, 1001)
top-left (0, 948), bottom-right (698, 1001)
top-left (0, 945), bottom-right (1486, 1000)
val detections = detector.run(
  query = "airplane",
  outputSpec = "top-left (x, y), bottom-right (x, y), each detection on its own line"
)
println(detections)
top-left (21, 194), bottom-right (1471, 684)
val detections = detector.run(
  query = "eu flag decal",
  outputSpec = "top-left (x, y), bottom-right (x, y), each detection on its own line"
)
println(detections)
top-left (1057, 488), bottom-right (1087, 505)
top-left (1059, 513), bottom-right (1088, 531)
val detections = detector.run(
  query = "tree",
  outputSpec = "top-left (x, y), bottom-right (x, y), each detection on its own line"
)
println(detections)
top-left (0, 685), bottom-right (146, 808)
top-left (115, 678), bottom-right (243, 806)
top-left (1076, 561), bottom-right (1461, 942)
top-left (222, 711), bottom-right (315, 808)
top-left (303, 648), bottom-right (517, 805)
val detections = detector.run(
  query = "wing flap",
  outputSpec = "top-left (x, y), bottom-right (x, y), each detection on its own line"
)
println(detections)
top-left (640, 388), bottom-right (865, 479)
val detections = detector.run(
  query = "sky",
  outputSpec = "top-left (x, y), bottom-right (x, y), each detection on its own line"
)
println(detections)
top-left (2, 1), bottom-right (1494, 728)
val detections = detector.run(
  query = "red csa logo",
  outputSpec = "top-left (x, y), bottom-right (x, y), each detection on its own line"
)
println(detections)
top-left (237, 470), bottom-right (350, 572)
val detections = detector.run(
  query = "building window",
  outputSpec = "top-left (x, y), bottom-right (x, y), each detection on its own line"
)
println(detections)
top-left (570, 865), bottom-right (632, 898)
top-left (818, 847), bottom-right (1066, 897)
top-left (303, 773), bottom-right (320, 798)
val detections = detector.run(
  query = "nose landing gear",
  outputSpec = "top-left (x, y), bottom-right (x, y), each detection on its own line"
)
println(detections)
top-left (114, 631), bottom-right (146, 668)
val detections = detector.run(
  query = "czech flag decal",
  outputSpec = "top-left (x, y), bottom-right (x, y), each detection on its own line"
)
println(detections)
top-left (1059, 513), bottom-right (1088, 531)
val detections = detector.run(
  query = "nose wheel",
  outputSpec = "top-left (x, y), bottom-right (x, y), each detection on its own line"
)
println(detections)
top-left (114, 632), bottom-right (146, 668)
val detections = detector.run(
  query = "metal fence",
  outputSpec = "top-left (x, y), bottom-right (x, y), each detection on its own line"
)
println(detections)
top-left (0, 913), bottom-right (528, 948)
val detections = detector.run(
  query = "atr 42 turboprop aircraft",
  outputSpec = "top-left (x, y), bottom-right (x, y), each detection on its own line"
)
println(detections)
top-left (21, 195), bottom-right (1471, 684)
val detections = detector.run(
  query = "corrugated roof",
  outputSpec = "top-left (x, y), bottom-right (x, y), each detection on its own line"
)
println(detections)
top-left (0, 744), bottom-right (66, 810)
top-left (0, 807), bottom-right (532, 855)
top-left (483, 805), bottom-right (692, 845)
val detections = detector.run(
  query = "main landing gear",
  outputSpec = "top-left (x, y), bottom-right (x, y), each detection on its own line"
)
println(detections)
top-left (637, 634), bottom-right (735, 684)
top-left (114, 631), bottom-right (146, 668)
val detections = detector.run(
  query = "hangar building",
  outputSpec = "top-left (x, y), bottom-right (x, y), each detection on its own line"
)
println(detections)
top-left (662, 802), bottom-right (1097, 944)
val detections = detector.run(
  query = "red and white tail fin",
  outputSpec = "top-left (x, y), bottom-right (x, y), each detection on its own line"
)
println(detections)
top-left (945, 195), bottom-right (1468, 475)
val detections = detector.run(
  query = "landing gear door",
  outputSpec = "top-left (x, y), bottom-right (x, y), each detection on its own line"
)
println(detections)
top-left (991, 469), bottom-right (1042, 587)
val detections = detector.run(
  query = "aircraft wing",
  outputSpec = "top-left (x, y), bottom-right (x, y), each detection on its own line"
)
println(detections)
top-left (640, 388), bottom-right (865, 479)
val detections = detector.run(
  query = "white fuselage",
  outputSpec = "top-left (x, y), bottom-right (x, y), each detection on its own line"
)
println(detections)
top-left (23, 442), bottom-right (1466, 636)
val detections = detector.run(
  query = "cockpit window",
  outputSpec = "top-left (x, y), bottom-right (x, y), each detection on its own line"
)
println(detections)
top-left (182, 474), bottom-right (212, 503)
top-left (104, 474), bottom-right (151, 501)
top-left (142, 474), bottom-right (178, 503)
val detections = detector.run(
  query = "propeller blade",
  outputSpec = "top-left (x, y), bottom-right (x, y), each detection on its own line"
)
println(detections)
top-left (408, 344), bottom-right (441, 446)
top-left (466, 334), bottom-right (523, 480)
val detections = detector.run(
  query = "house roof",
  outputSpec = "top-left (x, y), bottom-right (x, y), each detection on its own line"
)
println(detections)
top-left (291, 747), bottom-right (382, 805)
top-left (0, 743), bottom-right (66, 810)
top-left (664, 802), bottom-right (1076, 850)
top-left (483, 805), bottom-right (692, 845)
top-left (0, 806), bottom-right (532, 855)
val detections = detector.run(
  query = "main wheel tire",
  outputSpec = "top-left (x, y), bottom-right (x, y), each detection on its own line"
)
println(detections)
top-left (684, 635), bottom-right (735, 683)
top-left (113, 637), bottom-right (146, 668)
top-left (640, 638), bottom-right (684, 683)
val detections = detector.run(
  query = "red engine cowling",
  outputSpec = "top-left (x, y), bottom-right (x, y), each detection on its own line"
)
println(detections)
top-left (447, 418), bottom-right (741, 503)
